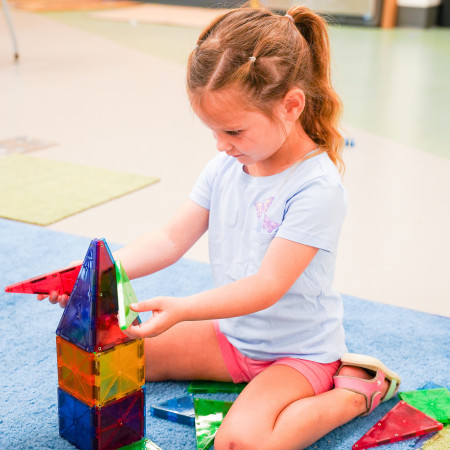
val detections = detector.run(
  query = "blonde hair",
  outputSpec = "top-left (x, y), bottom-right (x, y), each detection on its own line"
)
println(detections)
top-left (187, 6), bottom-right (344, 171)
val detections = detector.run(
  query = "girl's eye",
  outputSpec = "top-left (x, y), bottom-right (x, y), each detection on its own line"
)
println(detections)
top-left (225, 130), bottom-right (241, 136)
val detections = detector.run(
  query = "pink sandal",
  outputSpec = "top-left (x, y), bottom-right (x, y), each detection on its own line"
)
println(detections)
top-left (333, 353), bottom-right (401, 416)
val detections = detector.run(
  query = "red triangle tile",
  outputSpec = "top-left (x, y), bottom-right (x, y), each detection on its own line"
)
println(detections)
top-left (353, 401), bottom-right (443, 449)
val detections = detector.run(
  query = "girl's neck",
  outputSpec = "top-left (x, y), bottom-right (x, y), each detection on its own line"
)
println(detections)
top-left (245, 124), bottom-right (318, 177)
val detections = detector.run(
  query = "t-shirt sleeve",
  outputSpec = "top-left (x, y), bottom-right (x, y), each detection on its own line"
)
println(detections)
top-left (189, 154), bottom-right (224, 210)
top-left (276, 176), bottom-right (347, 253)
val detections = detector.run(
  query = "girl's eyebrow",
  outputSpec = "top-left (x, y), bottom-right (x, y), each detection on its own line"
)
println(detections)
top-left (222, 123), bottom-right (245, 130)
top-left (209, 124), bottom-right (243, 133)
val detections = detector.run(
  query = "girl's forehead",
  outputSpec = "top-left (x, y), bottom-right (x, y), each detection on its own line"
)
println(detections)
top-left (193, 89), bottom-right (265, 129)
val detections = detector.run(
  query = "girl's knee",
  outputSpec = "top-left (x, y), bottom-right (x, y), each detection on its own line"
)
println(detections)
top-left (345, 387), bottom-right (368, 412)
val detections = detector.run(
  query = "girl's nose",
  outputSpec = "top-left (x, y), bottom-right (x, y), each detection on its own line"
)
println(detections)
top-left (214, 133), bottom-right (232, 153)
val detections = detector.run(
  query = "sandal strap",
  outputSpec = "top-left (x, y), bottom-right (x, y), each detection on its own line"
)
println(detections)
top-left (382, 378), bottom-right (399, 402)
top-left (339, 352), bottom-right (401, 402)
top-left (334, 369), bottom-right (385, 416)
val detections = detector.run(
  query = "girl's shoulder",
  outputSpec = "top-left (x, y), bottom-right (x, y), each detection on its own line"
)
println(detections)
top-left (295, 152), bottom-right (343, 189)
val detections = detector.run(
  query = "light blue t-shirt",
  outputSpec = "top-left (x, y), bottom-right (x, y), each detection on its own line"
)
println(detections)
top-left (189, 152), bottom-right (348, 363)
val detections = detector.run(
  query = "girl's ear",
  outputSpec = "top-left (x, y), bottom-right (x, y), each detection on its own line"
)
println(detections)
top-left (282, 88), bottom-right (306, 122)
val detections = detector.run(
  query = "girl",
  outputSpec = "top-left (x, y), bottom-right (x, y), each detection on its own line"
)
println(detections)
top-left (43, 6), bottom-right (400, 449)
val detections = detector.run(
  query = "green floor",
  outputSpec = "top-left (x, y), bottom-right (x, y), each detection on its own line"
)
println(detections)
top-left (46, 11), bottom-right (450, 159)
top-left (329, 26), bottom-right (450, 159)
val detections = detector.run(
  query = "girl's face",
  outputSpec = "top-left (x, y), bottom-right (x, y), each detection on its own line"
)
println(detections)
top-left (193, 88), bottom-right (294, 175)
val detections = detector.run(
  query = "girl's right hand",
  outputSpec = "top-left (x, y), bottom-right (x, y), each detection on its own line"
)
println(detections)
top-left (122, 296), bottom-right (187, 339)
top-left (37, 292), bottom-right (70, 308)
top-left (36, 260), bottom-right (82, 308)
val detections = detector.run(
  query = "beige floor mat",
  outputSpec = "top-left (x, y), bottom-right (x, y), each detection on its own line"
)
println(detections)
top-left (89, 3), bottom-right (229, 28)
top-left (10, 0), bottom-right (139, 12)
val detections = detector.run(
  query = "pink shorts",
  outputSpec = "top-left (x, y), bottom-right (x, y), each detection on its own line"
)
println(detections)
top-left (213, 321), bottom-right (340, 395)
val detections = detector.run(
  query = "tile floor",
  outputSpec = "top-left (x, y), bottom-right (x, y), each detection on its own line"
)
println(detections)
top-left (0, 5), bottom-right (449, 317)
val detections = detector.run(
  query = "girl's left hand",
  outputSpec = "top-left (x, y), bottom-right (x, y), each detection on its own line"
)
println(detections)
top-left (122, 296), bottom-right (186, 339)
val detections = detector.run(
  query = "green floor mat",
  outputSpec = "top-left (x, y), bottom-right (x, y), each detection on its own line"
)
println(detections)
top-left (0, 154), bottom-right (158, 226)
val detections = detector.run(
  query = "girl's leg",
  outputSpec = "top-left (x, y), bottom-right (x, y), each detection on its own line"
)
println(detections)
top-left (143, 320), bottom-right (233, 382)
top-left (215, 364), bottom-right (377, 450)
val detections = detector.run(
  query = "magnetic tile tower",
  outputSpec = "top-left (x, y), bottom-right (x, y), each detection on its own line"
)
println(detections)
top-left (56, 238), bottom-right (146, 450)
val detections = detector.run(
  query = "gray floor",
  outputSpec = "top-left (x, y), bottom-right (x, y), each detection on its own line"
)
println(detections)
top-left (1, 7), bottom-right (449, 317)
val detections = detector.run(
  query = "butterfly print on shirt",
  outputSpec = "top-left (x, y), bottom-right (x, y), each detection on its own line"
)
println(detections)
top-left (254, 197), bottom-right (280, 234)
top-left (255, 197), bottom-right (274, 221)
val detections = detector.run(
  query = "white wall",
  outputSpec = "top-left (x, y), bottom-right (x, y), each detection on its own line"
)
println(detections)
top-left (262, 0), bottom-right (442, 9)
top-left (397, 0), bottom-right (441, 7)
top-left (262, 0), bottom-right (379, 16)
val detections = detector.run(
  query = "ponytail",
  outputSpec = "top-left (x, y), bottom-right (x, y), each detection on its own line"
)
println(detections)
top-left (287, 7), bottom-right (344, 171)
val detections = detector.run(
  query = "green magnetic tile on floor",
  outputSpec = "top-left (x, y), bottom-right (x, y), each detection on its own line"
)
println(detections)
top-left (399, 388), bottom-right (450, 424)
top-left (194, 398), bottom-right (233, 450)
top-left (188, 380), bottom-right (247, 394)
top-left (118, 438), bottom-right (163, 449)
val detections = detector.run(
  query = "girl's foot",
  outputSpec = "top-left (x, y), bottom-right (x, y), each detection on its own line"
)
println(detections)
top-left (333, 353), bottom-right (401, 416)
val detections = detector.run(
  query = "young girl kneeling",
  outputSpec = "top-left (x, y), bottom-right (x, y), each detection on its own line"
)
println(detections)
top-left (44, 6), bottom-right (401, 449)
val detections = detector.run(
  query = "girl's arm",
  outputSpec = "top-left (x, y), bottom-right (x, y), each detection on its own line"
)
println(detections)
top-left (114, 199), bottom-right (209, 280)
top-left (126, 237), bottom-right (318, 338)
top-left (38, 199), bottom-right (209, 307)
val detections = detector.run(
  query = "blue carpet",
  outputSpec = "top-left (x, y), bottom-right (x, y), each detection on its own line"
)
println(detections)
top-left (0, 218), bottom-right (448, 449)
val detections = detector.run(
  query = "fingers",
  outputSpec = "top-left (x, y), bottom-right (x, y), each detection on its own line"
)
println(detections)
top-left (129, 299), bottom-right (155, 312)
top-left (48, 291), bottom-right (61, 304)
top-left (124, 319), bottom-right (161, 339)
top-left (39, 291), bottom-right (69, 308)
top-left (124, 300), bottom-right (161, 338)
top-left (122, 323), bottom-right (148, 339)
top-left (59, 294), bottom-right (70, 308)
top-left (124, 299), bottom-right (174, 339)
